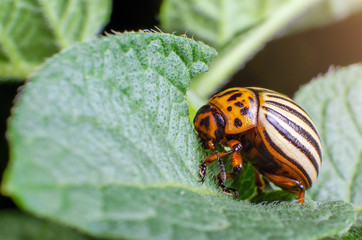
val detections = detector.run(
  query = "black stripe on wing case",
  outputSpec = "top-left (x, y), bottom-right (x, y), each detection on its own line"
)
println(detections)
top-left (263, 130), bottom-right (313, 187)
top-left (262, 106), bottom-right (322, 161)
top-left (265, 99), bottom-right (319, 137)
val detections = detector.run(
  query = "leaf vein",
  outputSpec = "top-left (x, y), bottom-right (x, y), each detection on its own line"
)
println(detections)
top-left (348, 150), bottom-right (362, 203)
top-left (321, 99), bottom-right (344, 179)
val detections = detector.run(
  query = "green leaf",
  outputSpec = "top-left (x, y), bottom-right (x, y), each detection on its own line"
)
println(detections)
top-left (341, 212), bottom-right (362, 240)
top-left (161, 0), bottom-right (362, 113)
top-left (161, 0), bottom-right (362, 49)
top-left (161, 0), bottom-right (324, 111)
top-left (0, 210), bottom-right (90, 240)
top-left (294, 65), bottom-right (362, 207)
top-left (0, 0), bottom-right (111, 80)
top-left (161, 0), bottom-right (288, 49)
top-left (288, 0), bottom-right (362, 34)
top-left (294, 64), bottom-right (362, 239)
top-left (2, 32), bottom-right (354, 240)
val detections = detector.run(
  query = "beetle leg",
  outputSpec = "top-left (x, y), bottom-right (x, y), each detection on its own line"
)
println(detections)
top-left (297, 187), bottom-right (305, 204)
top-left (200, 139), bottom-right (243, 200)
top-left (199, 140), bottom-right (237, 182)
top-left (230, 151), bottom-right (242, 176)
top-left (217, 152), bottom-right (226, 182)
top-left (254, 170), bottom-right (265, 193)
top-left (199, 162), bottom-right (207, 183)
top-left (216, 140), bottom-right (243, 198)
top-left (218, 179), bottom-right (239, 198)
top-left (262, 173), bottom-right (306, 204)
top-left (215, 144), bottom-right (242, 182)
top-left (228, 140), bottom-right (243, 176)
top-left (199, 140), bottom-right (216, 183)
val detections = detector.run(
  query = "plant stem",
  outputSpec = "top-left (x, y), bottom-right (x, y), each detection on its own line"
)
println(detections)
top-left (188, 0), bottom-right (323, 111)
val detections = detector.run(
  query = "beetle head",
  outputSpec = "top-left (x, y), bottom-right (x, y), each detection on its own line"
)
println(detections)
top-left (193, 104), bottom-right (226, 148)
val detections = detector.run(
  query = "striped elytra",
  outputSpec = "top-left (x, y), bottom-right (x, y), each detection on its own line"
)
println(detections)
top-left (193, 87), bottom-right (322, 204)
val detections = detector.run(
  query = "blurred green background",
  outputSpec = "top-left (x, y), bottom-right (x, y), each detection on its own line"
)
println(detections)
top-left (228, 11), bottom-right (362, 96)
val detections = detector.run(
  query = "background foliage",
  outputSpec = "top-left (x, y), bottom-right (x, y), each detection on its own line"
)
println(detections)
top-left (0, 0), bottom-right (111, 79)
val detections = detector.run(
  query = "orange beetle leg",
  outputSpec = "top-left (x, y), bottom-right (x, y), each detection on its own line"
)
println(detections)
top-left (297, 188), bottom-right (305, 204)
top-left (200, 139), bottom-right (241, 181)
top-left (216, 140), bottom-right (243, 181)
top-left (225, 140), bottom-right (243, 178)
top-left (216, 140), bottom-right (243, 198)
top-left (200, 139), bottom-right (243, 199)
top-left (216, 161), bottom-right (239, 197)
top-left (262, 172), bottom-right (306, 204)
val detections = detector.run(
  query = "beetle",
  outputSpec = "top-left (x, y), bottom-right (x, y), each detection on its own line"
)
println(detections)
top-left (193, 87), bottom-right (322, 203)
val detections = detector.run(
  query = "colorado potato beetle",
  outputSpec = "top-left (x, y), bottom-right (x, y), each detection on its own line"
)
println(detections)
top-left (193, 87), bottom-right (322, 204)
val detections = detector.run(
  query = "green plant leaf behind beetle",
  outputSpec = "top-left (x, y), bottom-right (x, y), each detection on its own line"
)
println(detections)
top-left (0, 0), bottom-right (111, 80)
top-left (1, 32), bottom-right (355, 240)
top-left (161, 0), bottom-right (287, 49)
top-left (295, 64), bottom-right (362, 239)
top-left (295, 64), bottom-right (362, 207)
top-left (160, 0), bottom-right (362, 50)
top-left (160, 0), bottom-right (362, 110)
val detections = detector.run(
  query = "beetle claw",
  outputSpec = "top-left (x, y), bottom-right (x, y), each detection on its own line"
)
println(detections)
top-left (199, 162), bottom-right (207, 183)
top-left (218, 180), bottom-right (239, 198)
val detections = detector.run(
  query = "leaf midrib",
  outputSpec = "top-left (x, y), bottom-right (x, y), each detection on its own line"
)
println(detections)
top-left (343, 86), bottom-right (362, 204)
top-left (37, 0), bottom-right (68, 48)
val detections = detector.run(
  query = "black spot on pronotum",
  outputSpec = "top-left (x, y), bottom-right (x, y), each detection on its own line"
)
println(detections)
top-left (200, 116), bottom-right (210, 128)
top-left (227, 106), bottom-right (232, 111)
top-left (240, 107), bottom-right (249, 115)
top-left (234, 118), bottom-right (242, 127)
top-left (227, 93), bottom-right (242, 101)
top-left (234, 102), bottom-right (244, 108)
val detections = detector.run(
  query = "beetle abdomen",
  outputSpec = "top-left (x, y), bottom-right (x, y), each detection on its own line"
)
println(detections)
top-left (250, 88), bottom-right (322, 189)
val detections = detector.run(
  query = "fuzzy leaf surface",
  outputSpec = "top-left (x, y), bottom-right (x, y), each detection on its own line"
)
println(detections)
top-left (2, 32), bottom-right (354, 240)
top-left (295, 64), bottom-right (362, 239)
